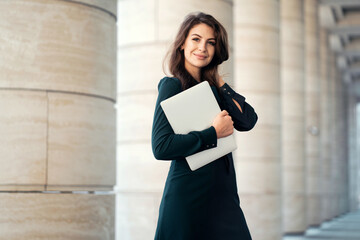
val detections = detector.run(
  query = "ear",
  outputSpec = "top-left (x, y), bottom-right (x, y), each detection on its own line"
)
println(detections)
top-left (180, 44), bottom-right (184, 50)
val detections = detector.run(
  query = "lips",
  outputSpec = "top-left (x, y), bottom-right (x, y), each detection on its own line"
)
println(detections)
top-left (194, 53), bottom-right (207, 60)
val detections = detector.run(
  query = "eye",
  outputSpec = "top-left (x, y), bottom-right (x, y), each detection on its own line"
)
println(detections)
top-left (208, 41), bottom-right (216, 46)
top-left (192, 38), bottom-right (200, 42)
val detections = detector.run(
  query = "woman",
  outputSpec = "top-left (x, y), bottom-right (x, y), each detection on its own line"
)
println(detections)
top-left (151, 12), bottom-right (258, 240)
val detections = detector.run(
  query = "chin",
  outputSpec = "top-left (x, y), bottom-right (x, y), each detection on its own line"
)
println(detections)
top-left (194, 61), bottom-right (210, 68)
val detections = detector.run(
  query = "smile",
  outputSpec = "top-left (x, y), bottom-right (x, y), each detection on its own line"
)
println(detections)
top-left (194, 53), bottom-right (207, 60)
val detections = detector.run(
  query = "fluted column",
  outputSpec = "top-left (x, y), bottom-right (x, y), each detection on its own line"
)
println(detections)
top-left (0, 0), bottom-right (116, 239)
top-left (304, 0), bottom-right (322, 227)
top-left (234, 1), bottom-right (281, 239)
top-left (281, 0), bottom-right (306, 234)
top-left (116, 1), bottom-right (233, 239)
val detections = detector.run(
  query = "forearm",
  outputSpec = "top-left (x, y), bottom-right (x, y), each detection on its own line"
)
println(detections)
top-left (152, 126), bottom-right (217, 160)
top-left (218, 76), bottom-right (243, 113)
top-left (217, 77), bottom-right (258, 131)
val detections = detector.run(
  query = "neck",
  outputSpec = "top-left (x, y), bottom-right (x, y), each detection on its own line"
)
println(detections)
top-left (188, 69), bottom-right (201, 82)
top-left (184, 62), bottom-right (201, 82)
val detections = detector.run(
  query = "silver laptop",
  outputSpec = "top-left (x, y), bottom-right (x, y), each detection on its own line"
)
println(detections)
top-left (160, 81), bottom-right (237, 171)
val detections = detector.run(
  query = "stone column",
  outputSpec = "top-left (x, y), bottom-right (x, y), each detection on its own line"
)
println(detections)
top-left (304, 0), bottom-right (322, 227)
top-left (319, 29), bottom-right (333, 222)
top-left (337, 71), bottom-right (349, 215)
top-left (116, 1), bottom-right (233, 239)
top-left (0, 0), bottom-right (116, 239)
top-left (234, 1), bottom-right (281, 239)
top-left (281, 0), bottom-right (306, 234)
top-left (332, 64), bottom-right (345, 217)
top-left (348, 83), bottom-right (359, 212)
top-left (357, 101), bottom-right (360, 211)
top-left (329, 53), bottom-right (338, 219)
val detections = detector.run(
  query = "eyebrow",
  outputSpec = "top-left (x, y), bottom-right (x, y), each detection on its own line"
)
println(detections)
top-left (191, 33), bottom-right (216, 41)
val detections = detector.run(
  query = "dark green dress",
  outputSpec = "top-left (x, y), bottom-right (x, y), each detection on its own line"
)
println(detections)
top-left (151, 77), bottom-right (258, 240)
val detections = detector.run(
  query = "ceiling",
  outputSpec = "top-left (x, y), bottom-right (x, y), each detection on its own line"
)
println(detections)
top-left (319, 0), bottom-right (360, 98)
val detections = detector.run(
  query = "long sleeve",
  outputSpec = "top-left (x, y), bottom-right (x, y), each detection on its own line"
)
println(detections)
top-left (151, 77), bottom-right (218, 160)
top-left (218, 83), bottom-right (258, 131)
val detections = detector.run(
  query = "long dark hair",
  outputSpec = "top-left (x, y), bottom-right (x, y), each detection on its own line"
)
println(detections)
top-left (163, 12), bottom-right (229, 90)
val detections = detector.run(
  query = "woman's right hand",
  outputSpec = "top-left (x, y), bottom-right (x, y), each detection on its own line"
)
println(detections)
top-left (212, 110), bottom-right (234, 139)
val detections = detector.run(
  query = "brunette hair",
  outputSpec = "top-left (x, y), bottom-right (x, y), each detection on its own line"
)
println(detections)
top-left (163, 12), bottom-right (229, 90)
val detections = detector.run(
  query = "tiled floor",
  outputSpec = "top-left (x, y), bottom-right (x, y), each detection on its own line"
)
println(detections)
top-left (283, 210), bottom-right (360, 240)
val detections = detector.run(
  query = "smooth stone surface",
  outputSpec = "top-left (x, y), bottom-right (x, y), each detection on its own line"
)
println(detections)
top-left (235, 60), bottom-right (280, 93)
top-left (240, 194), bottom-right (282, 240)
top-left (116, 192), bottom-right (161, 240)
top-left (235, 1), bottom-right (281, 239)
top-left (282, 92), bottom-right (305, 118)
top-left (116, 143), bottom-right (170, 192)
top-left (47, 93), bottom-right (116, 188)
top-left (282, 119), bottom-right (305, 142)
top-left (117, 43), bottom-right (170, 94)
top-left (0, 185), bottom-right (45, 191)
top-left (283, 194), bottom-right (307, 232)
top-left (283, 168), bottom-right (306, 193)
top-left (0, 193), bottom-right (115, 240)
top-left (305, 0), bottom-right (321, 226)
top-left (235, 125), bottom-right (281, 160)
top-left (237, 92), bottom-right (280, 125)
top-left (0, 91), bottom-right (47, 187)
top-left (0, 0), bottom-right (116, 99)
top-left (235, 160), bottom-right (281, 193)
top-left (319, 28), bottom-right (333, 222)
top-left (76, 0), bottom-right (117, 17)
top-left (117, 93), bottom-right (157, 142)
top-left (117, 0), bottom-right (156, 46)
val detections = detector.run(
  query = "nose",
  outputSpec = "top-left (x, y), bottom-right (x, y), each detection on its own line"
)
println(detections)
top-left (198, 41), bottom-right (207, 52)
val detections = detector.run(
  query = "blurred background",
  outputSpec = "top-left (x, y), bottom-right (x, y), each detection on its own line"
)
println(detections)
top-left (0, 0), bottom-right (359, 240)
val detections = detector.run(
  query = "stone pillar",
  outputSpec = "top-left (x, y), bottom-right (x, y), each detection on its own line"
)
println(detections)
top-left (332, 64), bottom-right (345, 217)
top-left (280, 0), bottom-right (306, 234)
top-left (116, 1), bottom-right (233, 239)
top-left (319, 29), bottom-right (332, 222)
top-left (337, 71), bottom-right (349, 215)
top-left (329, 53), bottom-right (338, 219)
top-left (357, 101), bottom-right (360, 211)
top-left (0, 0), bottom-right (117, 239)
top-left (335, 71), bottom-right (342, 216)
top-left (304, 0), bottom-right (322, 227)
top-left (234, 1), bottom-right (281, 239)
top-left (348, 83), bottom-right (359, 212)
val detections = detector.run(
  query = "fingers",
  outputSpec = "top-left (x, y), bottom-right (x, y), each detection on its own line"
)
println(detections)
top-left (220, 110), bottom-right (229, 116)
top-left (222, 111), bottom-right (233, 125)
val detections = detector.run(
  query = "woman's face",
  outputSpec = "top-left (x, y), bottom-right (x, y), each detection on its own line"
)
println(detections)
top-left (181, 23), bottom-right (216, 75)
